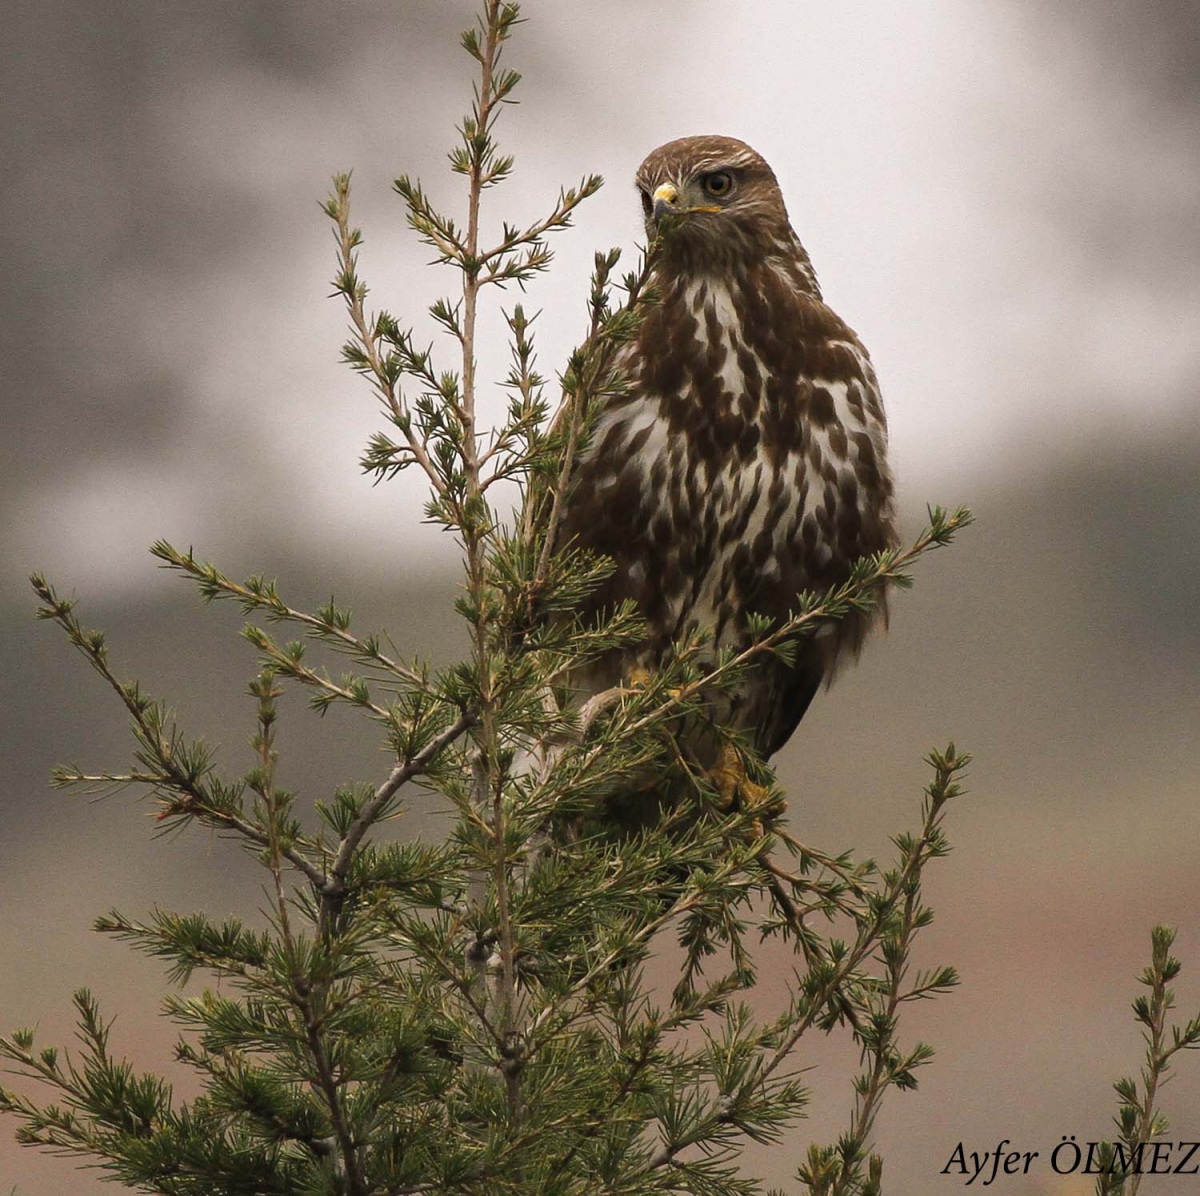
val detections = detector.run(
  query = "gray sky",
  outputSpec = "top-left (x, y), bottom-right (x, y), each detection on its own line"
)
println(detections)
top-left (4, 0), bottom-right (1197, 597)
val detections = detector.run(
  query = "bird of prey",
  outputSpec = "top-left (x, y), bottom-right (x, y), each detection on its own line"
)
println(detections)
top-left (556, 135), bottom-right (896, 805)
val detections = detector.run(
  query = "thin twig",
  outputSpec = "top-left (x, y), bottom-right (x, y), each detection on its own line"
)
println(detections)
top-left (329, 181), bottom-right (448, 498)
top-left (151, 543), bottom-right (430, 691)
top-left (327, 712), bottom-right (474, 892)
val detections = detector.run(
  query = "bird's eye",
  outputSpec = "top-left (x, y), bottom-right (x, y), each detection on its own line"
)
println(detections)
top-left (701, 171), bottom-right (733, 198)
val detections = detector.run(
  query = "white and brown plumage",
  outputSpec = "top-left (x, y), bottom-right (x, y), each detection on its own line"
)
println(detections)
top-left (558, 135), bottom-right (895, 773)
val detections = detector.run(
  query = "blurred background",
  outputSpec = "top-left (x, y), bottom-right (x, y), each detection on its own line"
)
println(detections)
top-left (2, 1), bottom-right (1198, 1192)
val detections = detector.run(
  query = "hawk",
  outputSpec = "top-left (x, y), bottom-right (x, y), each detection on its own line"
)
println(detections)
top-left (557, 135), bottom-right (896, 802)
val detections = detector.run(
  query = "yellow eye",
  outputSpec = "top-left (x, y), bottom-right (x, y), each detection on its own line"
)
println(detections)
top-left (701, 171), bottom-right (733, 198)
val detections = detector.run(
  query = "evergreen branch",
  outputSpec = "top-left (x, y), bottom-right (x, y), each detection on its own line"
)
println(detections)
top-left (384, 912), bottom-right (507, 1053)
top-left (475, 176), bottom-right (604, 286)
top-left (240, 625), bottom-right (393, 721)
top-left (149, 542), bottom-right (430, 691)
top-left (0, 991), bottom-right (188, 1186)
top-left (93, 909), bottom-right (273, 986)
top-left (642, 746), bottom-right (968, 1177)
top-left (29, 574), bottom-right (331, 893)
top-left (252, 669), bottom-right (302, 960)
top-left (297, 990), bottom-right (368, 1196)
top-left (529, 247), bottom-right (653, 591)
top-left (706, 507), bottom-right (972, 689)
top-left (326, 712), bottom-right (475, 895)
top-left (324, 174), bottom-right (448, 498)
top-left (522, 885), bottom-right (711, 1054)
top-left (807, 808), bottom-right (958, 1195)
top-left (475, 304), bottom-right (549, 484)
top-left (764, 746), bottom-right (963, 1086)
top-left (1095, 926), bottom-right (1200, 1196)
top-left (453, 2), bottom-right (530, 1136)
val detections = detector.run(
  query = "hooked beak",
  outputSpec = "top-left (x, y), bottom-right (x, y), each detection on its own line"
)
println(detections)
top-left (652, 182), bottom-right (680, 223)
top-left (651, 181), bottom-right (722, 227)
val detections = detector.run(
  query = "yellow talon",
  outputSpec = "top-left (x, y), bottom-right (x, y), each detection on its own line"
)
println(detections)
top-left (623, 664), bottom-right (687, 702)
top-left (624, 664), bottom-right (654, 688)
top-left (709, 742), bottom-right (742, 809)
top-left (710, 742), bottom-right (775, 818)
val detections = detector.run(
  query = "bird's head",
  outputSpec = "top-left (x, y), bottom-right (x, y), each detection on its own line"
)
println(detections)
top-left (635, 135), bottom-right (793, 269)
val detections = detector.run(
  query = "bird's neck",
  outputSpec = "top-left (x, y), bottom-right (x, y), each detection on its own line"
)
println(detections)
top-left (654, 231), bottom-right (822, 302)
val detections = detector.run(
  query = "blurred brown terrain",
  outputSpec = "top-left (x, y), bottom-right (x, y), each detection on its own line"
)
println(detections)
top-left (3, 1), bottom-right (1199, 1194)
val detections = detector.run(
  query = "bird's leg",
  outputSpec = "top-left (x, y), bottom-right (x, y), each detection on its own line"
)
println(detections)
top-left (709, 741), bottom-right (779, 825)
top-left (703, 743), bottom-right (825, 963)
